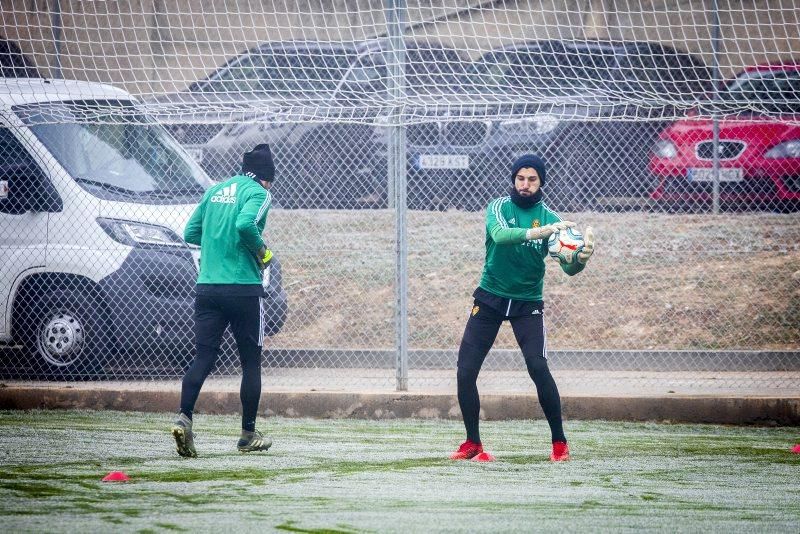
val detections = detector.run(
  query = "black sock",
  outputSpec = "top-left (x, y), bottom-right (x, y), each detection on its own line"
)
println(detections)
top-left (526, 358), bottom-right (566, 443)
top-left (457, 366), bottom-right (482, 444)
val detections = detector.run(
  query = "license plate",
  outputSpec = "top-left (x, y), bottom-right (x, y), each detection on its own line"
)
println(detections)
top-left (687, 168), bottom-right (743, 182)
top-left (185, 148), bottom-right (204, 163)
top-left (418, 154), bottom-right (469, 170)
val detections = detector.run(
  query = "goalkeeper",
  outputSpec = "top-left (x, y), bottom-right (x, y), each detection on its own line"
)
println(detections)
top-left (172, 144), bottom-right (275, 458)
top-left (449, 154), bottom-right (594, 463)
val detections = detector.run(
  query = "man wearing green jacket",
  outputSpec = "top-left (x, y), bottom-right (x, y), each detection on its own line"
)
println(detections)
top-left (172, 144), bottom-right (275, 458)
top-left (449, 154), bottom-right (595, 463)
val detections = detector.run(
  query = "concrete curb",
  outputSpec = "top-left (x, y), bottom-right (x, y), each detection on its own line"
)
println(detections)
top-left (1, 387), bottom-right (798, 425)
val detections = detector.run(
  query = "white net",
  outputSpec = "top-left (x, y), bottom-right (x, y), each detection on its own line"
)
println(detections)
top-left (0, 1), bottom-right (798, 389)
top-left (2, 1), bottom-right (798, 122)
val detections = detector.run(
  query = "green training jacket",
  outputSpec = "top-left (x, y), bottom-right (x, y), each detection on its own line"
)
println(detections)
top-left (478, 196), bottom-right (584, 301)
top-left (184, 174), bottom-right (271, 287)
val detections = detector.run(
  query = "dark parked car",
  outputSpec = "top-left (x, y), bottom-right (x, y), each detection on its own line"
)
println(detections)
top-left (202, 40), bottom-right (505, 210)
top-left (151, 40), bottom-right (357, 168)
top-left (466, 39), bottom-right (713, 210)
top-left (1, 37), bottom-right (41, 78)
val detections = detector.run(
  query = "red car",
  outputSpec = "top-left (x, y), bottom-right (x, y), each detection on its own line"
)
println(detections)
top-left (649, 63), bottom-right (800, 211)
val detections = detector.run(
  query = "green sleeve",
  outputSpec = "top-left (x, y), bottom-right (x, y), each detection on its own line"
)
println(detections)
top-left (560, 260), bottom-right (586, 276)
top-left (486, 199), bottom-right (527, 245)
top-left (235, 187), bottom-right (269, 254)
top-left (183, 195), bottom-right (206, 246)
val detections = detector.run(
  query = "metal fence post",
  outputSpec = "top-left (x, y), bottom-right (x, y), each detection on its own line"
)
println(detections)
top-left (711, 0), bottom-right (722, 214)
top-left (50, 0), bottom-right (63, 79)
top-left (386, 0), bottom-right (408, 391)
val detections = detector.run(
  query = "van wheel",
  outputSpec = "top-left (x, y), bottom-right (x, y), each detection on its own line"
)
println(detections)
top-left (20, 290), bottom-right (107, 380)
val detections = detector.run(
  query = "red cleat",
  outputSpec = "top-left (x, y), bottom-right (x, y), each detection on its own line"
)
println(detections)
top-left (791, 444), bottom-right (800, 454)
top-left (449, 439), bottom-right (483, 460)
top-left (550, 441), bottom-right (570, 462)
top-left (472, 451), bottom-right (496, 462)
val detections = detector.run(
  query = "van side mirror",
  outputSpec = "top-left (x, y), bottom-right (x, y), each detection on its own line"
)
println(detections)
top-left (0, 163), bottom-right (63, 214)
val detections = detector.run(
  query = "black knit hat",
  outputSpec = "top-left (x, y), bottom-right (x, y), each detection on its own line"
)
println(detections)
top-left (241, 143), bottom-right (275, 183)
top-left (510, 154), bottom-right (546, 187)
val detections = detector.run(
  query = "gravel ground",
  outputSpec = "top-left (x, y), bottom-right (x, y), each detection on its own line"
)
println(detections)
top-left (266, 210), bottom-right (800, 351)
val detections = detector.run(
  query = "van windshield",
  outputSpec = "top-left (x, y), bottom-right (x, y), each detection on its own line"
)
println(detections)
top-left (14, 99), bottom-right (213, 203)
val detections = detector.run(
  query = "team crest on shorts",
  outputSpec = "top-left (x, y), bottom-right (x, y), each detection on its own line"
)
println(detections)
top-left (471, 305), bottom-right (480, 316)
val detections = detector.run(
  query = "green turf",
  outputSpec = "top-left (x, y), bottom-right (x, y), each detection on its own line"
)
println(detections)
top-left (0, 410), bottom-right (798, 532)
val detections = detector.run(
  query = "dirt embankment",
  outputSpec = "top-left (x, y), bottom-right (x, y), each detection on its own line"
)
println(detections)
top-left (265, 210), bottom-right (800, 351)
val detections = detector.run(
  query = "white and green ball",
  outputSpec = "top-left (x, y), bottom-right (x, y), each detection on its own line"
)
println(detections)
top-left (547, 227), bottom-right (585, 265)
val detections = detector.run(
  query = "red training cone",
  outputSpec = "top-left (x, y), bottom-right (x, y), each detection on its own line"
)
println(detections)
top-left (102, 471), bottom-right (130, 482)
top-left (791, 444), bottom-right (800, 454)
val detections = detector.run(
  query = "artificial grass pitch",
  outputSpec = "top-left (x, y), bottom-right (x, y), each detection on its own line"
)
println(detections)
top-left (0, 410), bottom-right (798, 532)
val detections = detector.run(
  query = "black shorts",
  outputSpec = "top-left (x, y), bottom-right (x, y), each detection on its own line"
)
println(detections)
top-left (457, 287), bottom-right (546, 371)
top-left (194, 294), bottom-right (264, 349)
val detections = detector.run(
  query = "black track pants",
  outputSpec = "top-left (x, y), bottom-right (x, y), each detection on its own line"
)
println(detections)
top-left (180, 295), bottom-right (263, 431)
top-left (456, 300), bottom-right (566, 444)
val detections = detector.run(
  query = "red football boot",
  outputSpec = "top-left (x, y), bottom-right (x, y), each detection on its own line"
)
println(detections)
top-left (550, 441), bottom-right (570, 462)
top-left (472, 451), bottom-right (496, 462)
top-left (449, 439), bottom-right (483, 460)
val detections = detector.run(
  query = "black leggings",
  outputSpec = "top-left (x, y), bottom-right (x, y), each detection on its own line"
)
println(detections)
top-left (180, 295), bottom-right (263, 432)
top-left (456, 300), bottom-right (565, 444)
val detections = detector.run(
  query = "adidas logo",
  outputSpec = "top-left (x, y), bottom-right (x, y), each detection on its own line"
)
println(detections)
top-left (509, 218), bottom-right (516, 225)
top-left (210, 183), bottom-right (237, 204)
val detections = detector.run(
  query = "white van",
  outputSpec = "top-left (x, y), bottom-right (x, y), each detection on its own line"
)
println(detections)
top-left (0, 79), bottom-right (287, 378)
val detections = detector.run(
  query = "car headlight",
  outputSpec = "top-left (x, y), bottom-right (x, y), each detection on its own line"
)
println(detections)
top-left (499, 114), bottom-right (560, 135)
top-left (652, 139), bottom-right (677, 159)
top-left (97, 218), bottom-right (185, 247)
top-left (765, 140), bottom-right (800, 159)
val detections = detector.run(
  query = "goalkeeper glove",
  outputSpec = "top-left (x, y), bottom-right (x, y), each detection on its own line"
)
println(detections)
top-left (577, 226), bottom-right (594, 264)
top-left (257, 247), bottom-right (273, 270)
top-left (525, 220), bottom-right (576, 241)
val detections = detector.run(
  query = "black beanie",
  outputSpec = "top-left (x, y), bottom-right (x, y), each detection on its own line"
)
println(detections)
top-left (510, 154), bottom-right (546, 187)
top-left (241, 143), bottom-right (275, 183)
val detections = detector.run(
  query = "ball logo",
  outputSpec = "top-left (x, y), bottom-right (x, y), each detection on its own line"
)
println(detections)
top-left (471, 305), bottom-right (479, 316)
top-left (211, 183), bottom-right (237, 204)
top-left (548, 227), bottom-right (585, 265)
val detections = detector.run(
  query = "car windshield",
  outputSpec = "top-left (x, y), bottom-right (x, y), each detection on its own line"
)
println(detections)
top-left (469, 43), bottom-right (709, 100)
top-left (343, 48), bottom-right (468, 96)
top-left (616, 45), bottom-right (711, 98)
top-left (469, 46), bottom-right (621, 97)
top-left (199, 48), bottom-right (355, 95)
top-left (14, 99), bottom-right (213, 201)
top-left (718, 68), bottom-right (800, 114)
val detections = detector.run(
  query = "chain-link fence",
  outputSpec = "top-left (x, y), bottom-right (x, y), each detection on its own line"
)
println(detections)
top-left (0, 1), bottom-right (798, 391)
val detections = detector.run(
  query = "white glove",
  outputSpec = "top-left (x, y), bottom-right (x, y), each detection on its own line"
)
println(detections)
top-left (577, 226), bottom-right (594, 264)
top-left (525, 220), bottom-right (576, 241)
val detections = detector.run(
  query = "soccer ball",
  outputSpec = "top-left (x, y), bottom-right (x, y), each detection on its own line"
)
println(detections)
top-left (548, 227), bottom-right (585, 265)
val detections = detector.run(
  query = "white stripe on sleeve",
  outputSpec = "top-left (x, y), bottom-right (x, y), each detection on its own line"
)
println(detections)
top-left (254, 191), bottom-right (272, 224)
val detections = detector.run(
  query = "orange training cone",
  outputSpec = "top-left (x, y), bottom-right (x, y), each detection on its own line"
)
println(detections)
top-left (791, 444), bottom-right (800, 454)
top-left (102, 471), bottom-right (130, 482)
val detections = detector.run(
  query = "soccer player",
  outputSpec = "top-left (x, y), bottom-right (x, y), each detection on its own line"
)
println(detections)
top-left (172, 144), bottom-right (276, 458)
top-left (449, 154), bottom-right (594, 463)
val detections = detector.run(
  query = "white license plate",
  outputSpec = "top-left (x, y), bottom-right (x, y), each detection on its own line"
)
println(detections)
top-left (418, 154), bottom-right (470, 170)
top-left (185, 148), bottom-right (204, 163)
top-left (688, 168), bottom-right (743, 182)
